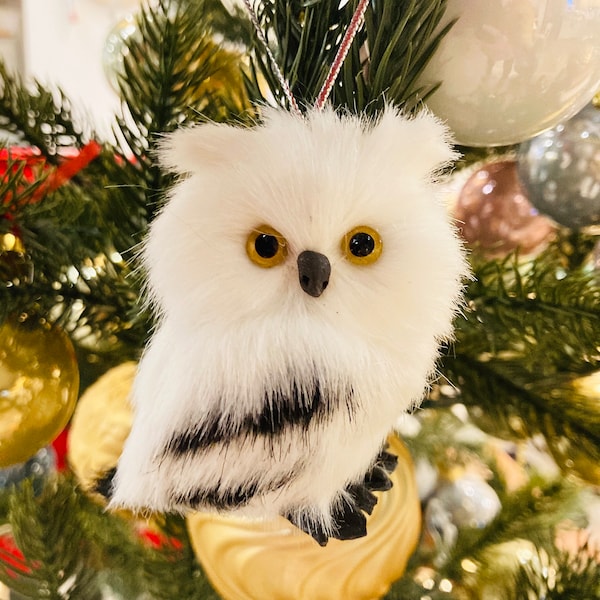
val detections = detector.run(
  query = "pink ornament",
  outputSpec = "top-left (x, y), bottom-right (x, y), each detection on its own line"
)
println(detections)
top-left (454, 160), bottom-right (556, 257)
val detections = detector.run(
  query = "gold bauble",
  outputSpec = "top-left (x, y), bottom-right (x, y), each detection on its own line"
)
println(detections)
top-left (543, 371), bottom-right (600, 486)
top-left (0, 317), bottom-right (79, 467)
top-left (67, 361), bottom-right (136, 492)
top-left (187, 436), bottom-right (421, 600)
top-left (1, 232), bottom-right (31, 285)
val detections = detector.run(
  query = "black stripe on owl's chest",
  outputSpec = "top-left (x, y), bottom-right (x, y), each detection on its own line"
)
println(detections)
top-left (162, 380), bottom-right (353, 457)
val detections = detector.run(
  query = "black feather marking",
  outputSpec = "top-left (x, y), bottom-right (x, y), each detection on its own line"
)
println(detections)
top-left (172, 481), bottom-right (260, 509)
top-left (163, 379), bottom-right (354, 457)
top-left (169, 463), bottom-right (303, 510)
top-left (92, 467), bottom-right (117, 499)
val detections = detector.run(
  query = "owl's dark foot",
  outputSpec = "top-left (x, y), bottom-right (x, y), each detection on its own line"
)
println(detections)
top-left (287, 446), bottom-right (398, 546)
top-left (93, 466), bottom-right (117, 499)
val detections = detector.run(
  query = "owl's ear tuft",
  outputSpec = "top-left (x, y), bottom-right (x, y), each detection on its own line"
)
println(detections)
top-left (157, 122), bottom-right (250, 175)
top-left (368, 105), bottom-right (459, 179)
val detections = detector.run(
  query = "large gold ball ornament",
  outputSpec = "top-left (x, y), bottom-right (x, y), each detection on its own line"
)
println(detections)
top-left (67, 361), bottom-right (136, 493)
top-left (0, 317), bottom-right (79, 467)
top-left (187, 435), bottom-right (421, 600)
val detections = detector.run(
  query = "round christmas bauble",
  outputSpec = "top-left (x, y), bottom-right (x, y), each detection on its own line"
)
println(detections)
top-left (517, 103), bottom-right (600, 229)
top-left (0, 445), bottom-right (56, 494)
top-left (416, 0), bottom-right (600, 146)
top-left (424, 474), bottom-right (501, 564)
top-left (68, 362), bottom-right (136, 493)
top-left (103, 18), bottom-right (251, 114)
top-left (454, 160), bottom-right (556, 257)
top-left (1, 232), bottom-right (32, 286)
top-left (0, 318), bottom-right (79, 468)
top-left (187, 435), bottom-right (421, 600)
top-left (102, 16), bottom-right (138, 92)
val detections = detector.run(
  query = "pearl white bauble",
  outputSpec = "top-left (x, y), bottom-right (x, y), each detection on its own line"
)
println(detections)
top-left (417, 0), bottom-right (600, 146)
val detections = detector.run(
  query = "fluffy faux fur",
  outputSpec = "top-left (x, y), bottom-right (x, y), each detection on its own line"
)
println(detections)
top-left (111, 106), bottom-right (468, 542)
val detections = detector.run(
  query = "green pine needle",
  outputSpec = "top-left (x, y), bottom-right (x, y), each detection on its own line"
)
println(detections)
top-left (0, 475), bottom-right (219, 600)
top-left (439, 240), bottom-right (600, 474)
top-left (508, 544), bottom-right (600, 600)
top-left (0, 61), bottom-right (88, 160)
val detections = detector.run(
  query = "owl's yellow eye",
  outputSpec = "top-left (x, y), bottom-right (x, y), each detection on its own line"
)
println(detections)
top-left (341, 226), bottom-right (383, 265)
top-left (246, 225), bottom-right (288, 268)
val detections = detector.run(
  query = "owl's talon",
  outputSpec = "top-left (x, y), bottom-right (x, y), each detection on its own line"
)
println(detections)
top-left (286, 512), bottom-right (329, 546)
top-left (347, 483), bottom-right (378, 515)
top-left (363, 465), bottom-right (393, 491)
top-left (377, 450), bottom-right (399, 473)
top-left (331, 499), bottom-right (368, 540)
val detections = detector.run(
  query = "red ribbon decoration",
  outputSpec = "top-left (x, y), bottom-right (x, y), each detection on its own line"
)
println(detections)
top-left (30, 140), bottom-right (102, 203)
top-left (1, 141), bottom-right (102, 206)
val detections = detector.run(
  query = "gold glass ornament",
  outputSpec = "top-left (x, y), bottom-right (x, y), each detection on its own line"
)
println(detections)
top-left (0, 317), bottom-right (79, 467)
top-left (539, 371), bottom-right (600, 486)
top-left (1, 232), bottom-right (32, 285)
top-left (187, 435), bottom-right (421, 600)
top-left (67, 361), bottom-right (136, 493)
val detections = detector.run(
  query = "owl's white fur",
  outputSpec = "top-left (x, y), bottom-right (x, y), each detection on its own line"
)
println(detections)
top-left (111, 106), bottom-right (467, 536)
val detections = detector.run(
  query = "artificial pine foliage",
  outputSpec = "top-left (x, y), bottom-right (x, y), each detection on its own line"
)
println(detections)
top-left (1, 0), bottom-right (600, 598)
top-left (440, 241), bottom-right (600, 469)
top-left (246, 0), bottom-right (452, 113)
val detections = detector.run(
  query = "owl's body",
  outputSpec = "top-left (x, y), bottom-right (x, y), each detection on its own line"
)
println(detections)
top-left (111, 106), bottom-right (467, 542)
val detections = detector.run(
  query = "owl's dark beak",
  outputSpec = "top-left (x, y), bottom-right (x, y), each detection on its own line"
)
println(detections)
top-left (297, 250), bottom-right (331, 298)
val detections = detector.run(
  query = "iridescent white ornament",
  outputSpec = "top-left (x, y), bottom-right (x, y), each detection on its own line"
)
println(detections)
top-left (416, 0), bottom-right (600, 147)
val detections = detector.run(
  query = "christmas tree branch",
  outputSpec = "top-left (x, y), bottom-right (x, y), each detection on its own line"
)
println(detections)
top-left (0, 475), bottom-right (220, 600)
top-left (438, 243), bottom-right (600, 473)
top-left (1, 478), bottom-right (109, 599)
top-left (508, 543), bottom-right (600, 599)
top-left (0, 62), bottom-right (88, 161)
top-left (443, 479), bottom-right (579, 580)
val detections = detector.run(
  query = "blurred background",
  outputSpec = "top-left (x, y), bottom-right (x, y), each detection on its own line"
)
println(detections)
top-left (0, 0), bottom-right (141, 139)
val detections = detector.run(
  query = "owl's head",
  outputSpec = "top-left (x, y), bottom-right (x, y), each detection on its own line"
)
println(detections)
top-left (144, 106), bottom-right (466, 356)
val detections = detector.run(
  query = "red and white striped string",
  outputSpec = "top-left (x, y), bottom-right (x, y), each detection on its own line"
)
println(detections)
top-left (315, 0), bottom-right (370, 110)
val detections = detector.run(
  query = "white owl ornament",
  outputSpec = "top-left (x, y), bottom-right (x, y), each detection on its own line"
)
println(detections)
top-left (110, 104), bottom-right (468, 544)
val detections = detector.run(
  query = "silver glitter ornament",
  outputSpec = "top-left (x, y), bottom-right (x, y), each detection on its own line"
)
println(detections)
top-left (517, 104), bottom-right (600, 229)
top-left (0, 446), bottom-right (56, 494)
top-left (424, 474), bottom-right (501, 566)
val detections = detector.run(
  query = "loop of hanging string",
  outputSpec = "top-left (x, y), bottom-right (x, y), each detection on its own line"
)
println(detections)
top-left (241, 0), bottom-right (302, 116)
top-left (315, 0), bottom-right (370, 110)
top-left (242, 0), bottom-right (370, 113)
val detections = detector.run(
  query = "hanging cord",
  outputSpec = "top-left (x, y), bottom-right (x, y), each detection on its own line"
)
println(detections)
top-left (241, 0), bottom-right (302, 116)
top-left (315, 0), bottom-right (370, 110)
top-left (242, 0), bottom-right (370, 113)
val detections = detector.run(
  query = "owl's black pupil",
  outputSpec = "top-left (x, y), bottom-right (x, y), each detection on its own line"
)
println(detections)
top-left (255, 234), bottom-right (279, 259)
top-left (349, 232), bottom-right (375, 257)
